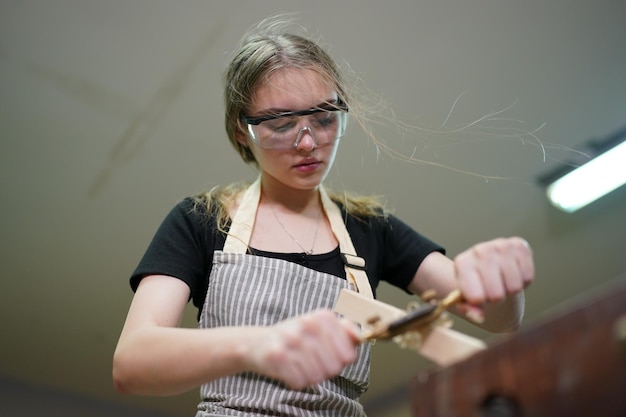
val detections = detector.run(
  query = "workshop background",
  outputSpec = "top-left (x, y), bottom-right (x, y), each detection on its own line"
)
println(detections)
top-left (1, 1), bottom-right (625, 416)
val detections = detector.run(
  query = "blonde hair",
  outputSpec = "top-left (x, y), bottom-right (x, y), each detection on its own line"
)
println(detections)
top-left (196, 16), bottom-right (386, 225)
top-left (214, 16), bottom-right (548, 227)
top-left (223, 17), bottom-right (349, 165)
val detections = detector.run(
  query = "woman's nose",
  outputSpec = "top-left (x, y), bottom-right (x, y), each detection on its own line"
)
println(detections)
top-left (294, 126), bottom-right (317, 151)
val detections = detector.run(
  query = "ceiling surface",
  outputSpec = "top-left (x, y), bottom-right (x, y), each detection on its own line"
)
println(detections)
top-left (1, 1), bottom-right (625, 416)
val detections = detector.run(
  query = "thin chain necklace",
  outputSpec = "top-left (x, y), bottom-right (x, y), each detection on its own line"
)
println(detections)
top-left (269, 204), bottom-right (322, 255)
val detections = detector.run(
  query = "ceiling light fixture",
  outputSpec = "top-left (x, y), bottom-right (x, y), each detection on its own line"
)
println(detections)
top-left (538, 126), bottom-right (626, 213)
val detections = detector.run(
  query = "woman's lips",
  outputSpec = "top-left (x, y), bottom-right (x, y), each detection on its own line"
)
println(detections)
top-left (294, 159), bottom-right (321, 172)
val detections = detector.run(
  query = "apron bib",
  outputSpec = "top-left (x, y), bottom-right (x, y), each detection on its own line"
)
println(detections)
top-left (196, 178), bottom-right (374, 417)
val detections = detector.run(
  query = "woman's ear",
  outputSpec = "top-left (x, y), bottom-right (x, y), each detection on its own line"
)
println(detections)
top-left (235, 126), bottom-right (248, 147)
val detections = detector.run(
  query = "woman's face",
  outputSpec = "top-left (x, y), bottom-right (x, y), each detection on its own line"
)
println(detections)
top-left (238, 68), bottom-right (342, 191)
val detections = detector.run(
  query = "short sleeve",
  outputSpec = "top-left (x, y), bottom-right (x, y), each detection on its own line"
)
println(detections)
top-left (381, 214), bottom-right (445, 291)
top-left (347, 211), bottom-right (445, 295)
top-left (129, 197), bottom-right (216, 309)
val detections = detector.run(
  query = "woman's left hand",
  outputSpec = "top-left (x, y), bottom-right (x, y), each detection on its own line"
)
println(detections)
top-left (410, 236), bottom-right (534, 331)
top-left (454, 236), bottom-right (534, 305)
top-left (450, 237), bottom-right (534, 329)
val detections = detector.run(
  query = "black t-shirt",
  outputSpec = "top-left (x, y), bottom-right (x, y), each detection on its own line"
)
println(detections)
top-left (131, 197), bottom-right (445, 315)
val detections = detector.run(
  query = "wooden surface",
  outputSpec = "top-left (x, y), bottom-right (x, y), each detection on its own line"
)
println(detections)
top-left (410, 275), bottom-right (626, 417)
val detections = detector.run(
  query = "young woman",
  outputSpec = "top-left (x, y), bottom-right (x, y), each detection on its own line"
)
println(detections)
top-left (113, 19), bottom-right (534, 417)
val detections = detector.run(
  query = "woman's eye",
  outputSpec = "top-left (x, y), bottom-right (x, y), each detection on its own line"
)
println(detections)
top-left (312, 112), bottom-right (336, 127)
top-left (267, 117), bottom-right (297, 133)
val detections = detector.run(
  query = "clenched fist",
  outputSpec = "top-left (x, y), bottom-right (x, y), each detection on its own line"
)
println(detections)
top-left (245, 309), bottom-right (361, 390)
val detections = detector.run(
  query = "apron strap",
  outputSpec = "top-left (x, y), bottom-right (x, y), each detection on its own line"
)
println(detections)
top-left (222, 176), bottom-right (261, 254)
top-left (319, 186), bottom-right (374, 299)
top-left (223, 176), bottom-right (374, 299)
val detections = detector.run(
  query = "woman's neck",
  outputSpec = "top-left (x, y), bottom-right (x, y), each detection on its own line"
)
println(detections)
top-left (259, 176), bottom-right (321, 213)
top-left (250, 175), bottom-right (334, 254)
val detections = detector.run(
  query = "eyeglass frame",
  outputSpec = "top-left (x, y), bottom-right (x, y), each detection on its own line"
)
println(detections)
top-left (241, 99), bottom-right (349, 126)
top-left (239, 99), bottom-right (349, 149)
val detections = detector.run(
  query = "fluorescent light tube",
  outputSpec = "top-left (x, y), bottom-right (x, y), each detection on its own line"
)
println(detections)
top-left (546, 140), bottom-right (626, 212)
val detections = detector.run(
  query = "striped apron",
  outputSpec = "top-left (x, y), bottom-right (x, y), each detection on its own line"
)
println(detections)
top-left (196, 178), bottom-right (374, 416)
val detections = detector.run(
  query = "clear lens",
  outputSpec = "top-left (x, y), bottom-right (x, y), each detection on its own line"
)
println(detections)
top-left (247, 110), bottom-right (347, 149)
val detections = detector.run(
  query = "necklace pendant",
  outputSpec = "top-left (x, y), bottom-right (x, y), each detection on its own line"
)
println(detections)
top-left (269, 203), bottom-right (322, 256)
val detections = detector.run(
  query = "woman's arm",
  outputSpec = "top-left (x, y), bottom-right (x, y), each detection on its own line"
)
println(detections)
top-left (408, 237), bottom-right (534, 332)
top-left (112, 275), bottom-right (361, 396)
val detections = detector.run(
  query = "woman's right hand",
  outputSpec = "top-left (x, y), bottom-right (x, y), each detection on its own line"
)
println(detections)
top-left (245, 309), bottom-right (361, 390)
